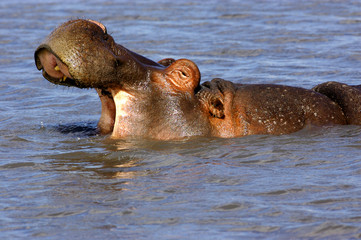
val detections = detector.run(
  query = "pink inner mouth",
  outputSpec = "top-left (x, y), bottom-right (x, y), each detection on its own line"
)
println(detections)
top-left (37, 49), bottom-right (72, 80)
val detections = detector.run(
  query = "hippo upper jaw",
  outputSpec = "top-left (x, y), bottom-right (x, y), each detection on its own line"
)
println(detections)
top-left (34, 19), bottom-right (165, 90)
top-left (35, 44), bottom-right (165, 90)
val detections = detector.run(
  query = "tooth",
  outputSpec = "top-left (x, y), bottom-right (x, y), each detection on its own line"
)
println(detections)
top-left (62, 76), bottom-right (67, 81)
top-left (54, 66), bottom-right (60, 71)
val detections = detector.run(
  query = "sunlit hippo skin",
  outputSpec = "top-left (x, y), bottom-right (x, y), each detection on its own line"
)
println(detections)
top-left (35, 19), bottom-right (361, 139)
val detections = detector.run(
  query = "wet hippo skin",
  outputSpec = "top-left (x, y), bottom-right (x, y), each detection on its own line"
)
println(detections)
top-left (35, 19), bottom-right (361, 140)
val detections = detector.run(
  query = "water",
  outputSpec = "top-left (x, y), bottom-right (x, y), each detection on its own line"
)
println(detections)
top-left (1, 0), bottom-right (361, 239)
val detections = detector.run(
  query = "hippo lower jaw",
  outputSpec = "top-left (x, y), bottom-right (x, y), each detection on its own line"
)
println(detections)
top-left (96, 89), bottom-right (117, 135)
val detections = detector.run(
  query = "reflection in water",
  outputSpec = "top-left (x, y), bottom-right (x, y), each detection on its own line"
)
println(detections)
top-left (55, 122), bottom-right (99, 136)
top-left (95, 156), bottom-right (145, 180)
top-left (47, 149), bottom-right (147, 181)
top-left (111, 160), bottom-right (142, 179)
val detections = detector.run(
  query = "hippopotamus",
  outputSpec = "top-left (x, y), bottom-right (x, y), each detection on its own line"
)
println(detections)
top-left (34, 19), bottom-right (361, 140)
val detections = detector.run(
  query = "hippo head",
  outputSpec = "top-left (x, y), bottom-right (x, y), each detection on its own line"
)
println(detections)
top-left (35, 19), bottom-right (212, 139)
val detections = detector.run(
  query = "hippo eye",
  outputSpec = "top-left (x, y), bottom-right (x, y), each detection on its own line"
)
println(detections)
top-left (181, 71), bottom-right (187, 77)
top-left (178, 70), bottom-right (188, 79)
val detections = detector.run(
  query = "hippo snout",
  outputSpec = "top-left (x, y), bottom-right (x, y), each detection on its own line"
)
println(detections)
top-left (35, 19), bottom-right (125, 89)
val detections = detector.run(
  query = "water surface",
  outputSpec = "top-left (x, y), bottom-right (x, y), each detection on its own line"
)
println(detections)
top-left (1, 0), bottom-right (361, 239)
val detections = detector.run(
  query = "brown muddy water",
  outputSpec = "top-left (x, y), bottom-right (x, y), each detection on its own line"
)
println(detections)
top-left (1, 0), bottom-right (361, 239)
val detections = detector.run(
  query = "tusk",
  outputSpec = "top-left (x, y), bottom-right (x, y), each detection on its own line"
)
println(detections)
top-left (54, 65), bottom-right (60, 71)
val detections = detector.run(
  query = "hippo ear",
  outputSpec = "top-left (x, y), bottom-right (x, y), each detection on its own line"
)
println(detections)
top-left (197, 81), bottom-right (225, 119)
top-left (158, 58), bottom-right (175, 67)
top-left (165, 59), bottom-right (200, 93)
top-left (209, 97), bottom-right (225, 118)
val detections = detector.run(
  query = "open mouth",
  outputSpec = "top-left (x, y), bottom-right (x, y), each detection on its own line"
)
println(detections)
top-left (35, 47), bottom-right (84, 88)
top-left (35, 46), bottom-right (117, 134)
top-left (41, 68), bottom-right (79, 87)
